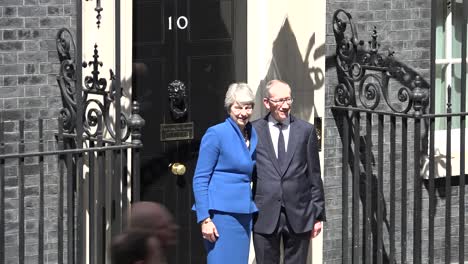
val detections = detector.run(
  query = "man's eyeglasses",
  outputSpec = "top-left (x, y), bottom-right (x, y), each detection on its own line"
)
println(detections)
top-left (267, 97), bottom-right (293, 105)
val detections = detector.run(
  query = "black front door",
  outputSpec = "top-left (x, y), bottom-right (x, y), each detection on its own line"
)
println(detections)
top-left (133, 0), bottom-right (247, 263)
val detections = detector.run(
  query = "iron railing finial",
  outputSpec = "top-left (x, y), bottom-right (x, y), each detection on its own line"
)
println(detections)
top-left (128, 101), bottom-right (145, 146)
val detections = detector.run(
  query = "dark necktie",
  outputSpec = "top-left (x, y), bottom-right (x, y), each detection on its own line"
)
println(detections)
top-left (277, 123), bottom-right (286, 167)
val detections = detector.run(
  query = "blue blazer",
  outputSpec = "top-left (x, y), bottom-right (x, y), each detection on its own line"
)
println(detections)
top-left (193, 117), bottom-right (258, 223)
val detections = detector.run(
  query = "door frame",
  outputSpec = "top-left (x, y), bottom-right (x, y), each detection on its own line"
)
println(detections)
top-left (125, 0), bottom-right (326, 263)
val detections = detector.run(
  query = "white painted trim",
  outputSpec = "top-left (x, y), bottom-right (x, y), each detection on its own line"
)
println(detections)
top-left (247, 1), bottom-right (326, 263)
top-left (423, 129), bottom-right (468, 178)
top-left (435, 58), bottom-right (467, 64)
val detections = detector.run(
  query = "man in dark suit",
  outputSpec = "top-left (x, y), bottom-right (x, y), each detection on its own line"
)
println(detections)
top-left (252, 80), bottom-right (325, 264)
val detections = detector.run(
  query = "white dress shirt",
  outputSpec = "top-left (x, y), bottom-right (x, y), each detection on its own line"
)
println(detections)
top-left (267, 115), bottom-right (290, 158)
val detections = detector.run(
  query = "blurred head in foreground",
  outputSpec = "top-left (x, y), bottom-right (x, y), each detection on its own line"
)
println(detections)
top-left (111, 229), bottom-right (162, 264)
top-left (129, 201), bottom-right (178, 248)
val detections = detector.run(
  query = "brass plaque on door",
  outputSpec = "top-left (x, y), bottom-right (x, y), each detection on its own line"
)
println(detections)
top-left (160, 122), bottom-right (194, 141)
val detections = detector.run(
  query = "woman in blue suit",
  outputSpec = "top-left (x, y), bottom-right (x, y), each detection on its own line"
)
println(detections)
top-left (193, 83), bottom-right (258, 263)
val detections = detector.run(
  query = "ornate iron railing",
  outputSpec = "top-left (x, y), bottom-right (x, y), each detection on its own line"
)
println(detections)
top-left (54, 24), bottom-right (144, 264)
top-left (332, 9), bottom-right (429, 115)
top-left (330, 8), bottom-right (468, 264)
top-left (56, 29), bottom-right (144, 143)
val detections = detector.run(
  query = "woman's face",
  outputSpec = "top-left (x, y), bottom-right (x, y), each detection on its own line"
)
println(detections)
top-left (229, 102), bottom-right (253, 128)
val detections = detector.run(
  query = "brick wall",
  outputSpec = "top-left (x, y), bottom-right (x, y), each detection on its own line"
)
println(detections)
top-left (0, 0), bottom-right (76, 263)
top-left (324, 0), bottom-right (432, 263)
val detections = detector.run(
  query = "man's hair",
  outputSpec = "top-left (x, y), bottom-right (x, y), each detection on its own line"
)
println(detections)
top-left (111, 229), bottom-right (159, 264)
top-left (264, 80), bottom-right (290, 98)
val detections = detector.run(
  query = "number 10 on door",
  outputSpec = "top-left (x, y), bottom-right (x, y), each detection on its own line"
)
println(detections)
top-left (168, 16), bottom-right (188, 30)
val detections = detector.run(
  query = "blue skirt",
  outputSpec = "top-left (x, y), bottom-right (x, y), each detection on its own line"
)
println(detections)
top-left (204, 211), bottom-right (252, 264)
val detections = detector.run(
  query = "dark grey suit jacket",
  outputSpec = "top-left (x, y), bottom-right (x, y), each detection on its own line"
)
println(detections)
top-left (252, 114), bottom-right (325, 234)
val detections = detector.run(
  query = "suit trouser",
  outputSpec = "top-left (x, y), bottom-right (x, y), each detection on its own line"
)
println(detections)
top-left (253, 208), bottom-right (310, 264)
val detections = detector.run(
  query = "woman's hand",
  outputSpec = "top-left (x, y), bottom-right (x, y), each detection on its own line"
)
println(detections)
top-left (201, 218), bottom-right (219, 243)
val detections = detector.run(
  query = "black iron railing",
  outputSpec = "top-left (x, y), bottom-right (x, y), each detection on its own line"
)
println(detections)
top-left (332, 8), bottom-right (468, 264)
top-left (0, 112), bottom-right (142, 264)
top-left (1, 0), bottom-right (144, 263)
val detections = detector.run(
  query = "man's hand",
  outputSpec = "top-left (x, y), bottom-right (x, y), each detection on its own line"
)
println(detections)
top-left (201, 218), bottom-right (219, 243)
top-left (311, 221), bottom-right (322, 239)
